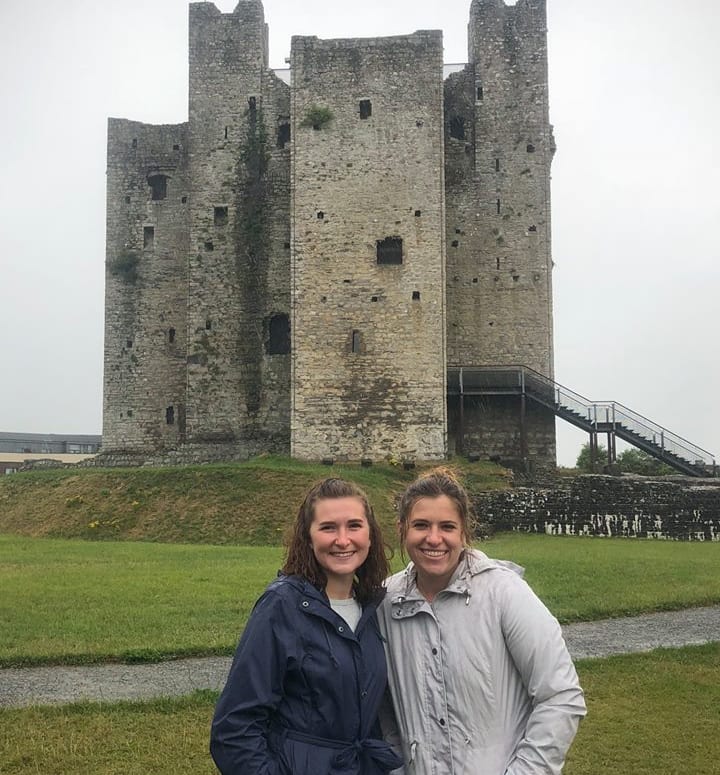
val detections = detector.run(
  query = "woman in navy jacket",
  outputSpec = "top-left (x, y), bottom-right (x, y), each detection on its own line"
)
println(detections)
top-left (210, 478), bottom-right (402, 775)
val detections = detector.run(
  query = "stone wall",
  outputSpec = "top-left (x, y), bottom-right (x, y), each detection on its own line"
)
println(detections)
top-left (448, 394), bottom-right (556, 471)
top-left (184, 0), bottom-right (290, 455)
top-left (474, 475), bottom-right (720, 540)
top-left (290, 32), bottom-right (447, 461)
top-left (104, 119), bottom-right (190, 452)
top-left (444, 0), bottom-right (556, 467)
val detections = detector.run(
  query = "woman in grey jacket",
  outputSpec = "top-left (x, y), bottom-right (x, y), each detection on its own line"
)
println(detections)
top-left (378, 468), bottom-right (586, 775)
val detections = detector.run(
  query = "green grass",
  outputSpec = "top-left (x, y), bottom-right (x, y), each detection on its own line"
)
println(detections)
top-left (0, 456), bottom-right (510, 546)
top-left (2, 646), bottom-right (718, 774)
top-left (0, 536), bottom-right (282, 667)
top-left (487, 533), bottom-right (720, 621)
top-left (2, 533), bottom-right (719, 667)
top-left (566, 644), bottom-right (720, 774)
top-left (0, 691), bottom-right (218, 775)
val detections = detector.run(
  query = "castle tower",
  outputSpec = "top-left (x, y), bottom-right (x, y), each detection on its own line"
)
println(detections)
top-left (103, 119), bottom-right (190, 453)
top-left (289, 32), bottom-right (447, 462)
top-left (184, 0), bottom-right (291, 453)
top-left (444, 0), bottom-right (556, 468)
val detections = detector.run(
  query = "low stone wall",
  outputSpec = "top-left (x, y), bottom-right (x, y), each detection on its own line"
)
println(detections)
top-left (474, 474), bottom-right (720, 541)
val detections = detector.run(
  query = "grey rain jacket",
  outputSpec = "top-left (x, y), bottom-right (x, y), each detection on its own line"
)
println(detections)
top-left (377, 550), bottom-right (586, 775)
top-left (211, 574), bottom-right (402, 775)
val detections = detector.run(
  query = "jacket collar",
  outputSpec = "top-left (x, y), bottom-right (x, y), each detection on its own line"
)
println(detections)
top-left (277, 573), bottom-right (379, 638)
top-left (389, 549), bottom-right (524, 613)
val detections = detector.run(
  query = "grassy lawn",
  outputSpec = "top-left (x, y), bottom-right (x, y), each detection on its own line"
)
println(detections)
top-left (1, 645), bottom-right (718, 774)
top-left (2, 533), bottom-right (719, 667)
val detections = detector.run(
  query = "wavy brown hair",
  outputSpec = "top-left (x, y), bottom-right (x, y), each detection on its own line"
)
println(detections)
top-left (397, 466), bottom-right (476, 553)
top-left (282, 478), bottom-right (390, 605)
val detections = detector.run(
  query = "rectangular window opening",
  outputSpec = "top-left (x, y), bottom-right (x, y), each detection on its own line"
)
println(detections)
top-left (477, 86), bottom-right (484, 101)
top-left (495, 158), bottom-right (500, 171)
top-left (449, 116), bottom-right (465, 141)
top-left (351, 330), bottom-right (361, 354)
top-left (168, 328), bottom-right (176, 343)
top-left (143, 226), bottom-right (154, 249)
top-left (214, 206), bottom-right (228, 226)
top-left (267, 313), bottom-right (291, 355)
top-left (277, 122), bottom-right (290, 148)
top-left (166, 406), bottom-right (175, 425)
top-left (376, 237), bottom-right (403, 265)
top-left (148, 174), bottom-right (168, 201)
top-left (359, 100), bottom-right (372, 119)
top-left (412, 291), bottom-right (420, 300)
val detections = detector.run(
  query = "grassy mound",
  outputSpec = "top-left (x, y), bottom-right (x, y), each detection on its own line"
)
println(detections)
top-left (0, 456), bottom-right (511, 545)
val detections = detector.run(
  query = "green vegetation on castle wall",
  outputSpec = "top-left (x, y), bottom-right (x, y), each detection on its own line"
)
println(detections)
top-left (300, 104), bottom-right (334, 130)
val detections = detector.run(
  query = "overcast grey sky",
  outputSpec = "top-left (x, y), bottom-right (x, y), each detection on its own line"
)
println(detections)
top-left (0, 0), bottom-right (717, 466)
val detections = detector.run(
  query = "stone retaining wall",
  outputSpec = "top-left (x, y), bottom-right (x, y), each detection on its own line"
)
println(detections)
top-left (474, 474), bottom-right (720, 541)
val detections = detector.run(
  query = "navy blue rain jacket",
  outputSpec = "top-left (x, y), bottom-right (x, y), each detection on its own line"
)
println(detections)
top-left (210, 574), bottom-right (402, 775)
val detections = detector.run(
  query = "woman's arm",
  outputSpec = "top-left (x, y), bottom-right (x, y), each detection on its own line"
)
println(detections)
top-left (500, 576), bottom-right (587, 775)
top-left (210, 590), bottom-right (289, 775)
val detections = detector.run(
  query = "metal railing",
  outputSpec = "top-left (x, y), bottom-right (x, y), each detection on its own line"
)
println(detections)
top-left (447, 365), bottom-right (717, 474)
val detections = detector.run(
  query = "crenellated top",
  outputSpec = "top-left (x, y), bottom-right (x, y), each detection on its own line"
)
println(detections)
top-left (470, 0), bottom-right (545, 12)
top-left (468, 0), bottom-right (547, 64)
top-left (232, 0), bottom-right (265, 22)
top-left (189, 0), bottom-right (265, 20)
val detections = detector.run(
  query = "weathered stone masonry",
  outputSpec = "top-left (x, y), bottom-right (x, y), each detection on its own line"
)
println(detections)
top-left (474, 475), bottom-right (720, 541)
top-left (103, 0), bottom-right (556, 467)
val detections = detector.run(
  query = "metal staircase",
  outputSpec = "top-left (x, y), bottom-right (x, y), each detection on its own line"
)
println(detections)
top-left (447, 365), bottom-right (717, 477)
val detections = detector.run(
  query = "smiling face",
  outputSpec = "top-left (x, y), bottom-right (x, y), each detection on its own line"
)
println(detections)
top-left (309, 496), bottom-right (371, 594)
top-left (403, 494), bottom-right (465, 598)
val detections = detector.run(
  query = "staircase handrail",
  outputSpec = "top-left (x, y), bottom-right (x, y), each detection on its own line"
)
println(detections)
top-left (451, 365), bottom-right (716, 470)
top-left (586, 401), bottom-right (715, 468)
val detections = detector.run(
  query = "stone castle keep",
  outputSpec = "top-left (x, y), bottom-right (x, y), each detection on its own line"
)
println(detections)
top-left (103, 0), bottom-right (556, 468)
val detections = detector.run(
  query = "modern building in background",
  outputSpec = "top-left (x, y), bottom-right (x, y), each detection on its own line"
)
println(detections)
top-left (103, 0), bottom-right (555, 470)
top-left (0, 433), bottom-right (101, 474)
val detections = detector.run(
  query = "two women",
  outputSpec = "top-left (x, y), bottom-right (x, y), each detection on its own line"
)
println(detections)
top-left (210, 478), bottom-right (402, 775)
top-left (212, 469), bottom-right (585, 774)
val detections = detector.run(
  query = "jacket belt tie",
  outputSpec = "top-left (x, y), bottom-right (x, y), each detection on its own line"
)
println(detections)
top-left (284, 728), bottom-right (403, 774)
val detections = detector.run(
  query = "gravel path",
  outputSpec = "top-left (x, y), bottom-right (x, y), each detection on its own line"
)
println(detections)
top-left (2, 606), bottom-right (719, 709)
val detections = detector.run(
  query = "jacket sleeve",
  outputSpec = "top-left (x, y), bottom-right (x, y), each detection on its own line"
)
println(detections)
top-left (210, 589), bottom-right (289, 775)
top-left (499, 575), bottom-right (587, 775)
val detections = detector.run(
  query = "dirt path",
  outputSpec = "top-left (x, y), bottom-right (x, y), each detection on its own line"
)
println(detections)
top-left (2, 606), bottom-right (719, 709)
